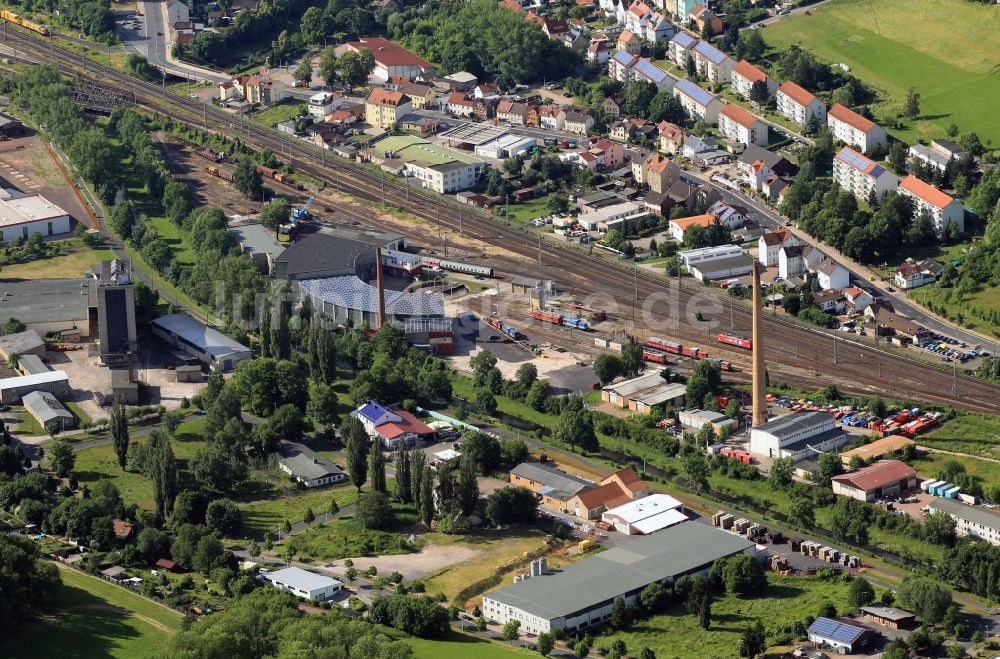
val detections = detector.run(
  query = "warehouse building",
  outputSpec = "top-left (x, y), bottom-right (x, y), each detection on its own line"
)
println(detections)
top-left (749, 411), bottom-right (848, 461)
top-left (277, 441), bottom-right (347, 488)
top-left (0, 370), bottom-right (70, 404)
top-left (928, 497), bottom-right (1000, 546)
top-left (482, 523), bottom-right (756, 634)
top-left (839, 435), bottom-right (916, 467)
top-left (22, 390), bottom-right (74, 432)
top-left (831, 460), bottom-right (917, 502)
top-left (807, 617), bottom-right (877, 654)
top-left (0, 190), bottom-right (72, 244)
top-left (678, 408), bottom-right (736, 434)
top-left (0, 329), bottom-right (46, 361)
top-left (151, 313), bottom-right (251, 372)
top-left (600, 370), bottom-right (685, 414)
top-left (297, 276), bottom-right (444, 326)
top-left (262, 566), bottom-right (343, 602)
top-left (601, 494), bottom-right (687, 535)
top-left (687, 253), bottom-right (755, 283)
top-left (566, 468), bottom-right (652, 520)
top-left (0, 279), bottom-right (94, 339)
top-left (510, 462), bottom-right (594, 509)
top-left (16, 353), bottom-right (49, 376)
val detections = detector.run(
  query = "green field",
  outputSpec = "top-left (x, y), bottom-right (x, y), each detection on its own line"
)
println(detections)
top-left (407, 633), bottom-right (535, 658)
top-left (276, 502), bottom-right (418, 561)
top-left (763, 0), bottom-right (1000, 145)
top-left (251, 100), bottom-right (307, 127)
top-left (6, 566), bottom-right (181, 658)
top-left (238, 486), bottom-right (358, 540)
top-left (0, 242), bottom-right (115, 280)
top-left (602, 573), bottom-right (857, 659)
top-left (917, 412), bottom-right (1000, 460)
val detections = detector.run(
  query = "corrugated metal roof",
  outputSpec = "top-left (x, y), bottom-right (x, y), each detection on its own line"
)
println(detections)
top-left (298, 276), bottom-right (444, 317)
top-left (0, 369), bottom-right (68, 391)
top-left (151, 314), bottom-right (250, 359)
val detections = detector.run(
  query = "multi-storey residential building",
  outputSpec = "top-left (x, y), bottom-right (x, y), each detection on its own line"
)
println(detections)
top-left (632, 58), bottom-right (674, 92)
top-left (403, 160), bottom-right (481, 194)
top-left (718, 103), bottom-right (768, 147)
top-left (657, 121), bottom-right (685, 154)
top-left (775, 81), bottom-right (826, 128)
top-left (561, 109), bottom-right (595, 135)
top-left (540, 105), bottom-right (563, 131)
top-left (364, 88), bottom-right (412, 129)
top-left (691, 40), bottom-right (734, 84)
top-left (667, 31), bottom-right (699, 68)
top-left (673, 79), bottom-right (724, 124)
top-left (827, 103), bottom-right (887, 154)
top-left (833, 147), bottom-right (899, 202)
top-left (445, 92), bottom-right (477, 117)
top-left (731, 60), bottom-right (777, 102)
top-left (642, 154), bottom-right (680, 193)
top-left (609, 50), bottom-right (639, 84)
top-left (617, 29), bottom-right (641, 54)
top-left (898, 175), bottom-right (965, 235)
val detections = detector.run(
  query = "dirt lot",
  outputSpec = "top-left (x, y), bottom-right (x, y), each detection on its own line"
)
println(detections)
top-left (332, 543), bottom-right (478, 582)
top-left (0, 132), bottom-right (95, 229)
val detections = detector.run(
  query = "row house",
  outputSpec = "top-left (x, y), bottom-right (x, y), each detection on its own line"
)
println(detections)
top-left (496, 100), bottom-right (529, 126)
top-left (673, 78), bottom-right (724, 124)
top-left (562, 108), bottom-right (595, 135)
top-left (540, 105), bottom-right (563, 130)
top-left (757, 228), bottom-right (800, 267)
top-left (898, 175), bottom-right (965, 235)
top-left (691, 40), bottom-right (734, 84)
top-left (833, 146), bottom-right (899, 203)
top-left (446, 92), bottom-right (478, 117)
top-left (731, 60), bottom-right (777, 103)
top-left (828, 103), bottom-right (887, 154)
top-left (667, 31), bottom-right (699, 68)
top-left (776, 81), bottom-right (826, 128)
top-left (658, 121), bottom-right (685, 154)
top-left (718, 103), bottom-right (768, 147)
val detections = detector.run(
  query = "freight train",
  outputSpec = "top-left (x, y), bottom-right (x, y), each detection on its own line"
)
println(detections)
top-left (566, 302), bottom-right (607, 321)
top-left (1, 10), bottom-right (50, 36)
top-left (206, 165), bottom-right (235, 182)
top-left (717, 333), bottom-right (752, 350)
top-left (642, 348), bottom-right (670, 364)
top-left (487, 317), bottom-right (523, 340)
top-left (643, 337), bottom-right (709, 359)
top-left (529, 310), bottom-right (591, 331)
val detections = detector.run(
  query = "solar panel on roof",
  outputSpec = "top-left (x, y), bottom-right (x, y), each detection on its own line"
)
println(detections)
top-left (634, 59), bottom-right (666, 82)
top-left (675, 79), bottom-right (714, 107)
top-left (869, 164), bottom-right (885, 177)
top-left (836, 148), bottom-right (875, 172)
top-left (808, 618), bottom-right (864, 644)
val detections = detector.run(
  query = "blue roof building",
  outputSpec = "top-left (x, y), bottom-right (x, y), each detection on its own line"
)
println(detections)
top-left (807, 617), bottom-right (876, 654)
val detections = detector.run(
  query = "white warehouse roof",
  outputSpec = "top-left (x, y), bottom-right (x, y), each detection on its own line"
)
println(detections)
top-left (0, 369), bottom-right (68, 391)
top-left (603, 493), bottom-right (683, 524)
top-left (265, 567), bottom-right (341, 592)
top-left (152, 313), bottom-right (250, 360)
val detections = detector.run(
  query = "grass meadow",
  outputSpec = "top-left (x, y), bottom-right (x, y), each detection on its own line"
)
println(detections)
top-left (763, 0), bottom-right (1000, 145)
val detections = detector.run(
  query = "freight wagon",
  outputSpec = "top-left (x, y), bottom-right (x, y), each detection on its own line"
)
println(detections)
top-left (642, 348), bottom-right (670, 364)
top-left (206, 165), bottom-right (235, 182)
top-left (487, 317), bottom-right (523, 340)
top-left (567, 303), bottom-right (607, 321)
top-left (644, 337), bottom-right (683, 354)
top-left (717, 333), bottom-right (752, 350)
top-left (531, 310), bottom-right (561, 325)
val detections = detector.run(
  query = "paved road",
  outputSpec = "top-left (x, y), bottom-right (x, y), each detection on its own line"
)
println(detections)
top-left (680, 167), bottom-right (1000, 353)
top-left (134, 1), bottom-right (229, 84)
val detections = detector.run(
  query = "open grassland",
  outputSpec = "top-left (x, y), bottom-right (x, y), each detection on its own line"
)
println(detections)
top-left (909, 284), bottom-right (1000, 339)
top-left (603, 574), bottom-right (856, 659)
top-left (6, 566), bottom-right (180, 658)
top-left (0, 243), bottom-right (115, 280)
top-left (914, 451), bottom-right (1000, 491)
top-left (917, 412), bottom-right (1000, 460)
top-left (424, 528), bottom-right (553, 604)
top-left (274, 502), bottom-right (418, 561)
top-left (764, 0), bottom-right (1000, 144)
top-left (71, 419), bottom-right (207, 510)
top-left (407, 633), bottom-right (535, 658)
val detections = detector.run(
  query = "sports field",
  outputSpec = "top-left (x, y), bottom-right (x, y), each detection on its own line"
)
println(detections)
top-left (6, 566), bottom-right (180, 658)
top-left (764, 0), bottom-right (1000, 145)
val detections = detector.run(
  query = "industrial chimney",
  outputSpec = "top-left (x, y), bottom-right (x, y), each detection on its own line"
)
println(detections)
top-left (751, 260), bottom-right (767, 427)
top-left (375, 247), bottom-right (386, 330)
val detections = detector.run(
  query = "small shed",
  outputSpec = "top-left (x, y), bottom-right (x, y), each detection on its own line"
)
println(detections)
top-left (111, 369), bottom-right (139, 404)
top-left (859, 605), bottom-right (916, 630)
top-left (175, 365), bottom-right (202, 383)
top-left (101, 566), bottom-right (127, 581)
top-left (511, 276), bottom-right (542, 295)
top-left (155, 558), bottom-right (177, 572)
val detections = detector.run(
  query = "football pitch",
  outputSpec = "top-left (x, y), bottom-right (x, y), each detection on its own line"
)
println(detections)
top-left (764, 0), bottom-right (1000, 145)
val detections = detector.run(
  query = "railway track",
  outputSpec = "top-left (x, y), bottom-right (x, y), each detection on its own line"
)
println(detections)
top-left (7, 27), bottom-right (1000, 414)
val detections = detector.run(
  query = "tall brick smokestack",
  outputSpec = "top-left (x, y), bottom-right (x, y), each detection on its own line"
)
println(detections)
top-left (375, 247), bottom-right (386, 329)
top-left (751, 259), bottom-right (767, 427)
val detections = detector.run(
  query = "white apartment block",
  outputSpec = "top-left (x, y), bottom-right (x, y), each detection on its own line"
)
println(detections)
top-left (898, 175), bottom-right (965, 235)
top-left (928, 498), bottom-right (1000, 547)
top-left (403, 160), bottom-right (481, 194)
top-left (827, 103), bottom-right (887, 154)
top-left (673, 79), bottom-right (724, 125)
top-left (833, 147), bottom-right (899, 203)
top-left (691, 41), bottom-right (734, 84)
top-left (775, 81), bottom-right (826, 128)
top-left (667, 31), bottom-right (699, 68)
top-left (731, 60), bottom-right (776, 102)
top-left (718, 104), bottom-right (768, 147)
